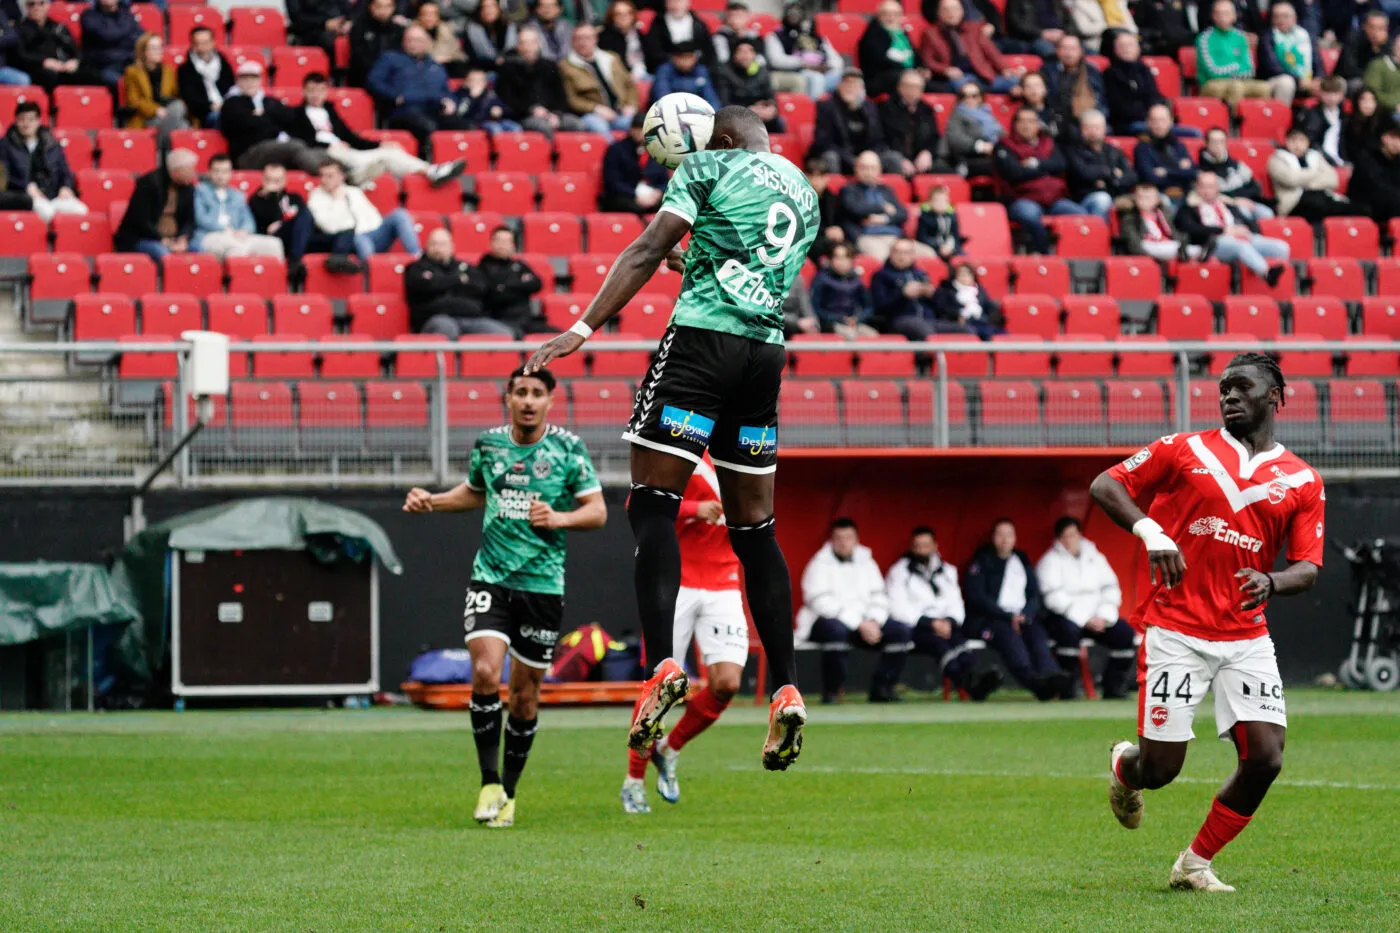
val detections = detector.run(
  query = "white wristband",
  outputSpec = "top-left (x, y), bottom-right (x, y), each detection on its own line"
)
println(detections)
top-left (568, 320), bottom-right (594, 340)
top-left (1132, 517), bottom-right (1179, 554)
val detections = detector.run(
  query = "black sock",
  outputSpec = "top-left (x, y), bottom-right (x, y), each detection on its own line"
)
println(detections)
top-left (728, 516), bottom-right (797, 691)
top-left (469, 690), bottom-right (502, 786)
top-left (501, 715), bottom-right (538, 798)
top-left (627, 484), bottom-right (683, 668)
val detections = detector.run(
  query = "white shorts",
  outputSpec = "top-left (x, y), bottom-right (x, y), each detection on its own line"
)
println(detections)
top-left (674, 586), bottom-right (749, 668)
top-left (1138, 626), bottom-right (1287, 742)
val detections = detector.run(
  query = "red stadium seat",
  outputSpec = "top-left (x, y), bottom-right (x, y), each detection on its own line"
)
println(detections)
top-left (161, 254), bottom-right (222, 297)
top-left (52, 127), bottom-right (93, 170)
top-left (1223, 296), bottom-right (1282, 338)
top-left (1327, 379), bottom-right (1391, 447)
top-left (1237, 98), bottom-right (1291, 141)
top-left (768, 132), bottom-right (807, 166)
top-left (73, 294), bottom-right (135, 341)
top-left (912, 175), bottom-right (972, 203)
top-left (775, 92), bottom-right (815, 128)
top-left (118, 333), bottom-right (179, 379)
top-left (924, 93), bottom-right (955, 132)
top-left (1377, 258), bottom-right (1400, 296)
top-left (0, 211), bottom-right (47, 255)
top-left (229, 7), bottom-right (288, 46)
top-left (52, 213), bottom-right (111, 253)
top-left (1256, 215), bottom-right (1313, 258)
top-left (586, 213), bottom-right (643, 254)
top-left (1054, 333), bottom-right (1113, 376)
top-left (854, 333), bottom-right (916, 376)
top-left (1107, 380), bottom-right (1168, 435)
top-left (96, 253), bottom-right (158, 297)
top-left (956, 203), bottom-right (1012, 258)
top-left (1000, 294), bottom-right (1061, 338)
top-left (1344, 335), bottom-right (1400, 376)
top-left (1143, 56), bottom-right (1181, 97)
top-left (1045, 215), bottom-right (1109, 257)
top-left (1207, 333), bottom-right (1263, 374)
top-left (1239, 260), bottom-right (1295, 299)
top-left (1156, 294), bottom-right (1214, 339)
top-left (446, 380), bottom-right (505, 428)
top-left (358, 129), bottom-right (417, 155)
top-left (96, 129), bottom-right (157, 172)
top-left (789, 334), bottom-right (855, 377)
top-left (839, 379), bottom-right (905, 444)
top-left (585, 332), bottom-right (648, 378)
top-left (206, 294), bottom-right (269, 376)
top-left (403, 173), bottom-right (464, 213)
top-left (543, 293), bottom-right (589, 331)
top-left (991, 334), bottom-right (1052, 376)
top-left (523, 212), bottom-right (582, 255)
top-left (1173, 97), bottom-right (1228, 135)
top-left (569, 379), bottom-right (633, 426)
top-left (0, 87), bottom-right (47, 124)
top-left (30, 252), bottom-right (90, 301)
top-left (1009, 257), bottom-right (1069, 296)
top-left (492, 131), bottom-right (553, 173)
top-left (1274, 334), bottom-right (1334, 377)
top-left (249, 333), bottom-right (315, 377)
top-left (1289, 297), bottom-right (1349, 340)
top-left (52, 86), bottom-right (111, 129)
top-left (1170, 378), bottom-right (1218, 428)
top-left (569, 254), bottom-right (613, 294)
top-left (348, 293), bottom-right (409, 339)
top-left (230, 382), bottom-right (295, 441)
top-left (168, 129), bottom-right (228, 172)
top-left (538, 172), bottom-right (597, 213)
top-left (969, 257), bottom-right (1010, 300)
top-left (303, 255), bottom-right (369, 302)
top-left (139, 292), bottom-right (202, 337)
top-left (271, 47), bottom-right (330, 87)
top-left (780, 379), bottom-right (841, 446)
top-left (518, 252), bottom-right (556, 294)
top-left (450, 212), bottom-right (507, 255)
top-left (476, 172), bottom-right (536, 214)
top-left (298, 380), bottom-right (363, 431)
top-left (327, 88), bottom-right (373, 132)
top-left (357, 173), bottom-right (401, 215)
top-left (272, 294), bottom-right (334, 336)
top-left (554, 133), bottom-right (605, 172)
top-left (1362, 297), bottom-right (1400, 338)
top-left (430, 131), bottom-right (491, 172)
top-left (1115, 334), bottom-right (1175, 377)
top-left (619, 293), bottom-right (673, 338)
top-left (168, 6), bottom-right (226, 44)
top-left (459, 334), bottom-right (522, 377)
top-left (361, 254), bottom-right (407, 296)
top-left (931, 333), bottom-right (989, 377)
top-left (1324, 217), bottom-right (1379, 259)
top-left (645, 254), bottom-right (682, 299)
top-left (225, 256), bottom-right (287, 298)
top-left (1305, 258), bottom-right (1364, 303)
top-left (77, 169), bottom-right (136, 215)
top-left (978, 380), bottom-right (1040, 442)
top-left (1062, 296), bottom-right (1121, 337)
top-left (1044, 380), bottom-right (1105, 444)
top-left (1174, 262), bottom-right (1232, 301)
top-left (393, 333), bottom-right (454, 377)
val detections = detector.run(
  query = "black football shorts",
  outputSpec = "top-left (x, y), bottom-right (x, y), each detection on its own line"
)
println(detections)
top-left (463, 581), bottom-right (564, 669)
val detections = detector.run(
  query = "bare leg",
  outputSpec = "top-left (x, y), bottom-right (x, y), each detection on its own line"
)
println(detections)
top-left (1116, 735), bottom-right (1188, 790)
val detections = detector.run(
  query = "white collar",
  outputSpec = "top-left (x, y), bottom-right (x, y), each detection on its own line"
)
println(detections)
top-left (1218, 428), bottom-right (1285, 479)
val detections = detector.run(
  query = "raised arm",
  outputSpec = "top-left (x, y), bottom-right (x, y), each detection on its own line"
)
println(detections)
top-left (403, 482), bottom-right (485, 513)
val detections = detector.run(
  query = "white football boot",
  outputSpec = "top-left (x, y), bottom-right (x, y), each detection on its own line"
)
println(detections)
top-left (1169, 850), bottom-right (1236, 892)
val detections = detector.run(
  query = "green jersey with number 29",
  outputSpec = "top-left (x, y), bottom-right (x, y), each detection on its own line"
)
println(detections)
top-left (658, 149), bottom-right (820, 345)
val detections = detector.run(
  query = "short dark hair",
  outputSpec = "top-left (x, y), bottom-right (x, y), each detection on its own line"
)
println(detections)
top-left (804, 155), bottom-right (829, 175)
top-left (726, 0), bottom-right (748, 9)
top-left (910, 525), bottom-right (935, 540)
top-left (1320, 75), bottom-right (1346, 94)
top-left (829, 242), bottom-right (854, 259)
top-left (319, 160), bottom-right (344, 174)
top-left (1205, 126), bottom-right (1228, 140)
top-left (188, 25), bottom-right (213, 42)
top-left (1054, 516), bottom-right (1081, 537)
top-left (208, 153), bottom-right (232, 169)
top-left (506, 366), bottom-right (555, 393)
top-left (490, 225), bottom-right (516, 244)
top-left (303, 72), bottom-right (329, 85)
top-left (1224, 352), bottom-right (1287, 408)
top-left (14, 101), bottom-right (39, 119)
top-left (1286, 125), bottom-right (1309, 139)
top-left (830, 517), bottom-right (858, 533)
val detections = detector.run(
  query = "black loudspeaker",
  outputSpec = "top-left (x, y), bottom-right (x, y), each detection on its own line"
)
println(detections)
top-left (171, 548), bottom-right (379, 698)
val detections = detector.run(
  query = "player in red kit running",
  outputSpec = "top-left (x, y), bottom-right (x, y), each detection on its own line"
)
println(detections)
top-left (621, 452), bottom-right (747, 814)
top-left (1090, 354), bottom-right (1324, 893)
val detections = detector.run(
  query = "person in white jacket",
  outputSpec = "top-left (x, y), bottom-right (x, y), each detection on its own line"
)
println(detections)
top-left (1035, 516), bottom-right (1137, 698)
top-left (797, 517), bottom-right (911, 703)
top-left (307, 160), bottom-right (421, 270)
top-left (886, 526), bottom-right (1001, 701)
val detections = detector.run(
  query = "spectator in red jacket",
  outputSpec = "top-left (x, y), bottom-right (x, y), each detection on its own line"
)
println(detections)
top-left (919, 0), bottom-right (1020, 94)
top-left (995, 106), bottom-right (1086, 252)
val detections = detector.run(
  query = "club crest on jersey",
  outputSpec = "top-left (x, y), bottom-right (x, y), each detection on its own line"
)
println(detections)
top-left (492, 461), bottom-right (506, 475)
top-left (661, 405), bottom-right (715, 443)
top-left (1122, 448), bottom-right (1152, 472)
top-left (737, 425), bottom-right (777, 456)
top-left (532, 458), bottom-right (551, 479)
top-left (1267, 481), bottom-right (1287, 505)
top-left (1149, 705), bottom-right (1169, 728)
top-left (1188, 516), bottom-right (1264, 553)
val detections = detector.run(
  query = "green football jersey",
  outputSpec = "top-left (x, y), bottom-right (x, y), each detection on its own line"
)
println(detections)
top-left (659, 149), bottom-right (821, 345)
top-left (465, 424), bottom-right (601, 596)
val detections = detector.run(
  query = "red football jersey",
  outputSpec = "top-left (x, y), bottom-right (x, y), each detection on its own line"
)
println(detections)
top-left (677, 453), bottom-right (741, 592)
top-left (1108, 428), bottom-right (1326, 641)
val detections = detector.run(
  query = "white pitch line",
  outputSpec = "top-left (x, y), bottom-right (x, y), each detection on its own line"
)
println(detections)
top-left (727, 764), bottom-right (1400, 792)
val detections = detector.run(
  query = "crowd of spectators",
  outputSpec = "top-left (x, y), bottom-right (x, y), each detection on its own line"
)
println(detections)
top-left (796, 515), bottom-right (1133, 704)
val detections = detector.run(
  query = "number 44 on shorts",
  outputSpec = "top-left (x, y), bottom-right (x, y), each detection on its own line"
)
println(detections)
top-left (1149, 671), bottom-right (1194, 703)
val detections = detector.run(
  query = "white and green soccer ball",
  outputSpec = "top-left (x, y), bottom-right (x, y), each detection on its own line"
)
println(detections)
top-left (642, 92), bottom-right (715, 169)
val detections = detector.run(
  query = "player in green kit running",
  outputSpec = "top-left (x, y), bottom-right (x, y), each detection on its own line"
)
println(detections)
top-left (403, 367), bottom-right (606, 828)
top-left (526, 106), bottom-right (818, 771)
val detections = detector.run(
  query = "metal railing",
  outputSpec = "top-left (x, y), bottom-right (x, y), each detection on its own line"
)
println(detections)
top-left (0, 338), bottom-right (1395, 486)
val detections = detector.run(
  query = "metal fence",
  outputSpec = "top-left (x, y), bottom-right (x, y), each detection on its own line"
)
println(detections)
top-left (0, 338), bottom-right (1395, 487)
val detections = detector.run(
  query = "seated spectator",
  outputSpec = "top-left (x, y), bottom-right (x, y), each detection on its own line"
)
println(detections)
top-left (1117, 182), bottom-right (1182, 260)
top-left (1133, 0), bottom-right (1193, 58)
top-left (1042, 35), bottom-right (1107, 131)
top-left (858, 1), bottom-right (917, 99)
top-left (810, 243), bottom-right (876, 337)
top-left (966, 519), bottom-right (1069, 701)
top-left (80, 0), bottom-right (141, 90)
top-left (872, 238), bottom-right (960, 339)
top-left (712, 1), bottom-right (761, 66)
top-left (1197, 0), bottom-right (1286, 108)
top-left (177, 27), bottom-right (233, 129)
top-left (561, 22), bottom-right (639, 139)
top-left (879, 70), bottom-right (941, 178)
top-left (915, 184), bottom-right (963, 259)
top-left (248, 162), bottom-right (314, 266)
top-left (0, 13), bottom-right (26, 88)
top-left (813, 71), bottom-right (902, 176)
top-left (652, 41), bottom-right (722, 110)
top-left (1268, 126), bottom-right (1352, 222)
top-left (715, 39), bottom-right (782, 132)
top-left (1353, 123), bottom-right (1400, 224)
top-left (463, 0), bottom-right (517, 72)
top-left (291, 73), bottom-right (465, 185)
top-left (367, 27), bottom-right (470, 156)
top-left (417, 3), bottom-right (465, 79)
top-left (192, 155), bottom-right (285, 259)
top-left (1297, 76), bottom-right (1348, 166)
top-left (114, 149), bottom-right (199, 261)
top-left (1175, 171), bottom-right (1289, 286)
top-left (1016, 71), bottom-right (1064, 140)
top-left (601, 114), bottom-right (669, 212)
top-left (1004, 0), bottom-right (1070, 57)
top-left (1133, 103), bottom-right (1197, 199)
top-left (838, 150), bottom-right (911, 260)
top-left (920, 0), bottom-right (1018, 95)
top-left (599, 0), bottom-right (647, 81)
top-left (307, 160), bottom-right (421, 265)
top-left (529, 0), bottom-right (573, 62)
top-left (122, 35), bottom-right (190, 145)
top-left (407, 228), bottom-right (510, 337)
top-left (1036, 516), bottom-right (1136, 699)
top-left (995, 106), bottom-right (1085, 254)
top-left (286, 0), bottom-right (353, 63)
top-left (455, 66), bottom-right (521, 134)
top-left (886, 526), bottom-right (1002, 701)
top-left (940, 83), bottom-right (1002, 177)
top-left (0, 101), bottom-right (86, 222)
top-left (1066, 110), bottom-right (1137, 220)
top-left (478, 226), bottom-right (548, 337)
top-left (349, 0), bottom-right (409, 89)
top-left (1345, 88), bottom-right (1385, 163)
top-left (498, 26), bottom-right (577, 138)
top-left (17, 0), bottom-right (103, 92)
top-left (1339, 11), bottom-right (1389, 95)
top-left (1257, 1), bottom-right (1320, 105)
top-left (644, 0), bottom-right (713, 74)
top-left (1103, 31), bottom-right (1165, 136)
top-left (930, 260), bottom-right (1003, 339)
top-left (783, 276), bottom-right (820, 337)
top-left (796, 518), bottom-right (911, 704)
top-left (1198, 126), bottom-right (1271, 220)
top-left (222, 62), bottom-right (329, 173)
top-left (1366, 35), bottom-right (1400, 118)
top-left (805, 156), bottom-right (844, 259)
top-left (765, 0), bottom-right (842, 99)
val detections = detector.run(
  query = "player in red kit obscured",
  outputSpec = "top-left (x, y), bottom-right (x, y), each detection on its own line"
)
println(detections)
top-left (1090, 353), bottom-right (1324, 893)
top-left (621, 452), bottom-right (748, 814)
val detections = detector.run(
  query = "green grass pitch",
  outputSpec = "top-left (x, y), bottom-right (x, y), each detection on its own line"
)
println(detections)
top-left (2, 691), bottom-right (1398, 932)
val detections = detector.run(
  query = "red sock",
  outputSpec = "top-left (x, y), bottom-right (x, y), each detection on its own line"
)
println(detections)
top-left (625, 692), bottom-right (651, 779)
top-left (1114, 755), bottom-right (1139, 791)
top-left (1190, 797), bottom-right (1252, 861)
top-left (664, 687), bottom-right (729, 752)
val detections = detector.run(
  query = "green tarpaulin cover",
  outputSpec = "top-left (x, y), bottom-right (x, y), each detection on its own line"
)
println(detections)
top-left (0, 562), bottom-right (139, 647)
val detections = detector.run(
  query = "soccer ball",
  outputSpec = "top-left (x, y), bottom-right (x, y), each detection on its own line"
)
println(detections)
top-left (643, 93), bottom-right (715, 169)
